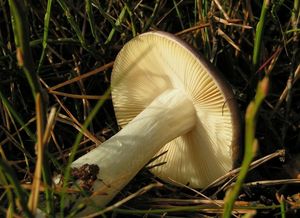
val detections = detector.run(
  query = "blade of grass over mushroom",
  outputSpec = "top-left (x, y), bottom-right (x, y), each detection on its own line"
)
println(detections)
top-left (0, 159), bottom-right (33, 218)
top-left (59, 47), bottom-right (152, 214)
top-left (59, 88), bottom-right (111, 215)
top-left (223, 77), bottom-right (269, 217)
top-left (105, 6), bottom-right (127, 44)
top-left (37, 0), bottom-right (53, 73)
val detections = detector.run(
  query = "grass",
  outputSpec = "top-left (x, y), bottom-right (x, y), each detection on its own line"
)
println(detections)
top-left (0, 0), bottom-right (299, 217)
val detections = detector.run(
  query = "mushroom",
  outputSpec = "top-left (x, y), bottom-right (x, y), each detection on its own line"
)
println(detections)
top-left (71, 31), bottom-right (240, 213)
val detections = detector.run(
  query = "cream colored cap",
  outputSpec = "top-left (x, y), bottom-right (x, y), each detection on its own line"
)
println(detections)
top-left (111, 31), bottom-right (240, 188)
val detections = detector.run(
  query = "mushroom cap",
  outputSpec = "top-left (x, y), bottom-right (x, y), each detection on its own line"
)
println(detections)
top-left (111, 31), bottom-right (241, 188)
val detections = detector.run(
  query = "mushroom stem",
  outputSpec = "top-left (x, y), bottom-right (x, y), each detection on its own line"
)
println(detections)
top-left (72, 88), bottom-right (196, 212)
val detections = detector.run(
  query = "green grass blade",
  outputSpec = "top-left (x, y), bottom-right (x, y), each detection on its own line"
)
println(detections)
top-left (223, 77), bottom-right (269, 217)
top-left (37, 0), bottom-right (53, 73)
top-left (8, 0), bottom-right (40, 98)
top-left (105, 6), bottom-right (127, 44)
top-left (85, 0), bottom-right (99, 42)
top-left (279, 195), bottom-right (286, 218)
top-left (59, 89), bottom-right (111, 216)
top-left (125, 3), bottom-right (137, 37)
top-left (172, 0), bottom-right (184, 29)
top-left (197, 0), bottom-right (211, 59)
top-left (223, 2), bottom-right (272, 215)
top-left (142, 0), bottom-right (160, 32)
top-left (252, 0), bottom-right (271, 70)
top-left (57, 0), bottom-right (87, 49)
top-left (291, 0), bottom-right (299, 32)
top-left (8, 1), bottom-right (53, 215)
top-left (93, 1), bottom-right (123, 33)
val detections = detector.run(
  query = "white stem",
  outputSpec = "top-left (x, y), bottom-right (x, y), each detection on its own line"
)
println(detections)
top-left (71, 89), bottom-right (196, 213)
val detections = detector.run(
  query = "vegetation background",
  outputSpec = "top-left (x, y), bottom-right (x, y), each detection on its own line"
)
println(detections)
top-left (0, 0), bottom-right (299, 217)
